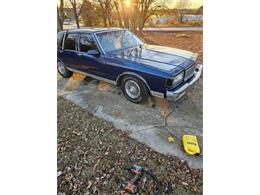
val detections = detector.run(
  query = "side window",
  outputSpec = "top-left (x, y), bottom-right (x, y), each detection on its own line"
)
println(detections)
top-left (79, 34), bottom-right (98, 53)
top-left (57, 32), bottom-right (64, 49)
top-left (64, 33), bottom-right (78, 50)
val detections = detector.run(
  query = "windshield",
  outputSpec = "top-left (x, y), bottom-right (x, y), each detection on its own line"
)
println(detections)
top-left (96, 30), bottom-right (143, 53)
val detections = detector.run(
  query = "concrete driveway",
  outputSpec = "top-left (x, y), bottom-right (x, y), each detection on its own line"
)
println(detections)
top-left (57, 72), bottom-right (203, 169)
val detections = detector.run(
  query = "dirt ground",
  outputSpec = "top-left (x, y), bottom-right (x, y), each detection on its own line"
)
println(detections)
top-left (58, 31), bottom-right (203, 194)
top-left (143, 31), bottom-right (203, 64)
top-left (58, 97), bottom-right (203, 194)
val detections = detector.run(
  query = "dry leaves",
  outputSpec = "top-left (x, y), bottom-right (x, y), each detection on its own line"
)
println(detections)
top-left (57, 95), bottom-right (202, 194)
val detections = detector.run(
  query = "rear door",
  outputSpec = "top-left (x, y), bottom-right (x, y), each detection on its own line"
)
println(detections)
top-left (60, 33), bottom-right (80, 70)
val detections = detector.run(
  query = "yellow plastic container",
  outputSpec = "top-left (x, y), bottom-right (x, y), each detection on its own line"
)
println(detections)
top-left (182, 135), bottom-right (200, 155)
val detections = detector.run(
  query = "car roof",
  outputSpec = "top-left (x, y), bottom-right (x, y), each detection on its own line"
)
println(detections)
top-left (64, 27), bottom-right (125, 34)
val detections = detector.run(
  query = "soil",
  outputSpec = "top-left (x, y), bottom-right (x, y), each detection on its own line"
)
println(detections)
top-left (143, 31), bottom-right (203, 64)
top-left (58, 97), bottom-right (203, 194)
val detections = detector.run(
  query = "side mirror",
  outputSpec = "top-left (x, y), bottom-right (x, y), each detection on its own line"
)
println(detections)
top-left (87, 49), bottom-right (100, 57)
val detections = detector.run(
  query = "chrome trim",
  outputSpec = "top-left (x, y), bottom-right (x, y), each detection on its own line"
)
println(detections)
top-left (166, 64), bottom-right (202, 101)
top-left (125, 80), bottom-right (141, 99)
top-left (94, 28), bottom-right (126, 35)
top-left (184, 63), bottom-right (196, 81)
top-left (66, 68), bottom-right (168, 99)
top-left (151, 91), bottom-right (164, 98)
top-left (62, 31), bottom-right (67, 50)
top-left (116, 72), bottom-right (166, 98)
top-left (66, 67), bottom-right (165, 99)
top-left (67, 67), bottom-right (117, 85)
top-left (93, 33), bottom-right (106, 55)
top-left (77, 33), bottom-right (103, 55)
top-left (57, 61), bottom-right (66, 74)
top-left (116, 72), bottom-right (151, 91)
top-left (62, 31), bottom-right (79, 51)
top-left (57, 57), bottom-right (67, 67)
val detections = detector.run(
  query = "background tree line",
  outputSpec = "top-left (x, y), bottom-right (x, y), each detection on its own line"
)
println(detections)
top-left (57, 0), bottom-right (202, 36)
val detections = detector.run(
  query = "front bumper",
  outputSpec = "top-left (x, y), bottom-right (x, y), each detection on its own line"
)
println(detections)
top-left (166, 64), bottom-right (203, 101)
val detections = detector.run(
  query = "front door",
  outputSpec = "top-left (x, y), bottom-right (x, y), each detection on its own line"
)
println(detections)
top-left (78, 33), bottom-right (110, 79)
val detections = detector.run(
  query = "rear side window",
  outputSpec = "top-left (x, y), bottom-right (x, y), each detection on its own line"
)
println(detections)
top-left (64, 33), bottom-right (78, 50)
top-left (79, 34), bottom-right (98, 52)
top-left (57, 32), bottom-right (64, 49)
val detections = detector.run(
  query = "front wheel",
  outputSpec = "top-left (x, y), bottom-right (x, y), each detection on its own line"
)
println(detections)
top-left (121, 75), bottom-right (149, 104)
top-left (57, 60), bottom-right (73, 78)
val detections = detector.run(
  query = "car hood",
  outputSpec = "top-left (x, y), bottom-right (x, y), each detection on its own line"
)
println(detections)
top-left (111, 44), bottom-right (198, 72)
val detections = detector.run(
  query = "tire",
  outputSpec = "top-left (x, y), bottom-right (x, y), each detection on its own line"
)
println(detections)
top-left (57, 60), bottom-right (73, 78)
top-left (121, 75), bottom-right (149, 104)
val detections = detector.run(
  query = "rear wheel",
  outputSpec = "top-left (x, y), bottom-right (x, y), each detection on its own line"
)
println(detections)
top-left (121, 75), bottom-right (149, 104)
top-left (57, 60), bottom-right (72, 78)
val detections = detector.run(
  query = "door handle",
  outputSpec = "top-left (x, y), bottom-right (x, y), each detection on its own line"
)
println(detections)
top-left (77, 53), bottom-right (83, 56)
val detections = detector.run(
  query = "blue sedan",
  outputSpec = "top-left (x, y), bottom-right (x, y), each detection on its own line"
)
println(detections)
top-left (57, 28), bottom-right (202, 103)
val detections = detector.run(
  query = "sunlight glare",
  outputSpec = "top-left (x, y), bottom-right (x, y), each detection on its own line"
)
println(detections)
top-left (125, 0), bottom-right (131, 7)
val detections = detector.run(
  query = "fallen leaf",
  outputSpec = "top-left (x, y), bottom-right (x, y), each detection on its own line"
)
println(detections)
top-left (181, 181), bottom-right (189, 186)
top-left (57, 171), bottom-right (62, 177)
top-left (87, 181), bottom-right (92, 189)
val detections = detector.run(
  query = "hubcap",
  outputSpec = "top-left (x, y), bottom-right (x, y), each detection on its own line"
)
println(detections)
top-left (125, 80), bottom-right (141, 99)
top-left (57, 61), bottom-right (66, 75)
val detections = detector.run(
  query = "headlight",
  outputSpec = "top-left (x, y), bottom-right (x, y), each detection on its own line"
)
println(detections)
top-left (165, 72), bottom-right (184, 87)
top-left (173, 72), bottom-right (184, 85)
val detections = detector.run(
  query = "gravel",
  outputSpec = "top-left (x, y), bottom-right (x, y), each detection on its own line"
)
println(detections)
top-left (57, 97), bottom-right (203, 194)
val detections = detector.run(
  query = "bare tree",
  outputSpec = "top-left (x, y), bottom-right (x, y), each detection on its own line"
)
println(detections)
top-left (57, 6), bottom-right (62, 31)
top-left (68, 0), bottom-right (87, 28)
top-left (113, 0), bottom-right (164, 35)
top-left (57, 0), bottom-right (65, 31)
top-left (78, 0), bottom-right (168, 36)
top-left (137, 0), bottom-right (165, 36)
top-left (176, 0), bottom-right (190, 23)
top-left (119, 0), bottom-right (130, 29)
top-left (117, 0), bottom-right (167, 36)
top-left (69, 0), bottom-right (80, 28)
top-left (197, 5), bottom-right (203, 15)
top-left (80, 1), bottom-right (96, 26)
top-left (89, 0), bottom-right (115, 27)
top-left (114, 0), bottom-right (123, 27)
